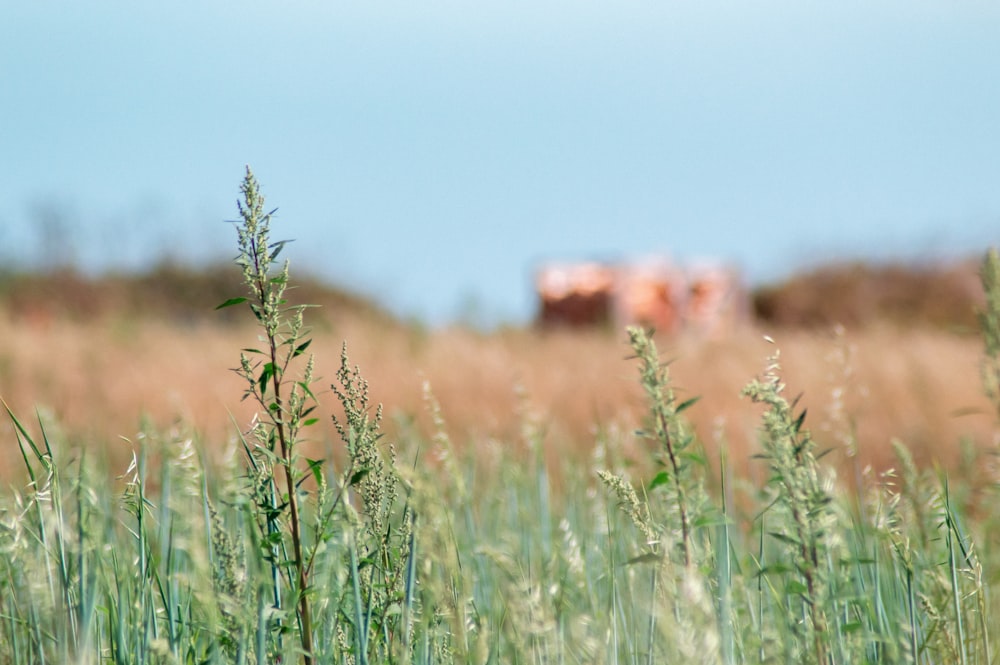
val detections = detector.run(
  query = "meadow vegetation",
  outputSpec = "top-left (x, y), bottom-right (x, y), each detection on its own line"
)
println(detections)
top-left (0, 169), bottom-right (998, 663)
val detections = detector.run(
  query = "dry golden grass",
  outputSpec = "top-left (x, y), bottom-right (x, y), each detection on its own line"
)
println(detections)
top-left (0, 303), bottom-right (994, 487)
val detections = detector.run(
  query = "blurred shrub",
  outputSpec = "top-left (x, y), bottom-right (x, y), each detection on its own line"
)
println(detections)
top-left (0, 262), bottom-right (396, 328)
top-left (753, 259), bottom-right (983, 331)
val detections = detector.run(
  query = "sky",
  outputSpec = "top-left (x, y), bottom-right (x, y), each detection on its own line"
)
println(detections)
top-left (3, 1), bottom-right (999, 326)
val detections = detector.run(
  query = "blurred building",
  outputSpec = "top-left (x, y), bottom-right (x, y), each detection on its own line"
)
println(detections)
top-left (535, 258), bottom-right (748, 336)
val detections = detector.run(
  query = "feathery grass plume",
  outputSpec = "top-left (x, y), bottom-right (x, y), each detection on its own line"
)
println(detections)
top-left (742, 339), bottom-right (836, 665)
top-left (220, 167), bottom-right (319, 663)
top-left (978, 247), bottom-right (1000, 421)
top-left (596, 470), bottom-right (658, 547)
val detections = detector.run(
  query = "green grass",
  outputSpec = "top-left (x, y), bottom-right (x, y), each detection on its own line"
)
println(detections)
top-left (1, 172), bottom-right (999, 664)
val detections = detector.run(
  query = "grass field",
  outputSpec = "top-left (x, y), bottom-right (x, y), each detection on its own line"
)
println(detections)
top-left (0, 303), bottom-right (990, 485)
top-left (0, 171), bottom-right (998, 663)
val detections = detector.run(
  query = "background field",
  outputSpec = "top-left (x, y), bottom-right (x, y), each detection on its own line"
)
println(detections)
top-left (0, 261), bottom-right (992, 487)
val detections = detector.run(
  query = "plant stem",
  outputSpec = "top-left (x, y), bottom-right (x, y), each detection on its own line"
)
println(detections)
top-left (655, 406), bottom-right (691, 567)
top-left (266, 323), bottom-right (313, 662)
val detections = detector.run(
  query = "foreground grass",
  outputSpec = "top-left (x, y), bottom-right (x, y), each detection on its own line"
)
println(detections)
top-left (1, 173), bottom-right (998, 663)
top-left (2, 373), bottom-right (999, 664)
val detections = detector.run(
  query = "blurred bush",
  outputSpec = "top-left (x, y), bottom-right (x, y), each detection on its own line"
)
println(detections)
top-left (753, 258), bottom-right (983, 331)
top-left (0, 262), bottom-right (396, 328)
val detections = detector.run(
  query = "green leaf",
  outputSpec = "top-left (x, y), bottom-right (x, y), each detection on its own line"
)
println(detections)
top-left (675, 396), bottom-right (700, 414)
top-left (307, 458), bottom-right (324, 485)
top-left (303, 418), bottom-right (319, 427)
top-left (293, 339), bottom-right (312, 358)
top-left (270, 238), bottom-right (294, 260)
top-left (793, 408), bottom-right (808, 432)
top-left (680, 450), bottom-right (707, 466)
top-left (754, 562), bottom-right (794, 577)
top-left (840, 621), bottom-right (864, 634)
top-left (349, 467), bottom-right (371, 486)
top-left (769, 531), bottom-right (801, 547)
top-left (215, 297), bottom-right (247, 310)
top-left (692, 514), bottom-right (727, 528)
top-left (648, 470), bottom-right (671, 491)
top-left (259, 363), bottom-right (275, 394)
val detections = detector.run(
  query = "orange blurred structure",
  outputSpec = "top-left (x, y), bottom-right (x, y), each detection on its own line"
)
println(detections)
top-left (535, 258), bottom-right (747, 335)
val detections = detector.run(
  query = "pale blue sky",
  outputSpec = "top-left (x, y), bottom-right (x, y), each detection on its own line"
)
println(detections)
top-left (3, 2), bottom-right (999, 325)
